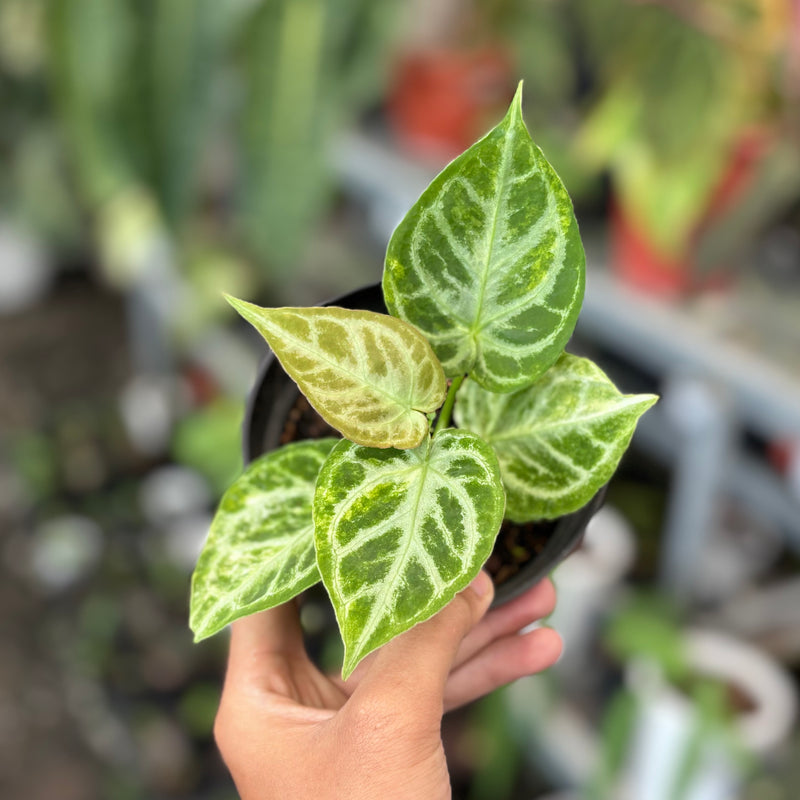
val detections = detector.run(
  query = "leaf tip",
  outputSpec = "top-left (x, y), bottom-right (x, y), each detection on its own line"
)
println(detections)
top-left (638, 393), bottom-right (660, 411)
top-left (223, 292), bottom-right (248, 314)
top-left (224, 294), bottom-right (269, 330)
top-left (510, 80), bottom-right (524, 119)
top-left (189, 593), bottom-right (222, 644)
top-left (189, 618), bottom-right (213, 644)
top-left (340, 648), bottom-right (360, 681)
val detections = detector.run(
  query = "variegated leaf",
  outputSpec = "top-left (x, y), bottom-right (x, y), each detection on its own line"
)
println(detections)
top-left (190, 439), bottom-right (337, 641)
top-left (226, 297), bottom-right (446, 449)
top-left (314, 430), bottom-right (505, 678)
top-left (383, 83), bottom-right (585, 392)
top-left (455, 354), bottom-right (657, 521)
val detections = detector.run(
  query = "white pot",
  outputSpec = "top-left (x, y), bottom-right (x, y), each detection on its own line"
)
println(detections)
top-left (684, 628), bottom-right (796, 755)
top-left (622, 628), bottom-right (797, 800)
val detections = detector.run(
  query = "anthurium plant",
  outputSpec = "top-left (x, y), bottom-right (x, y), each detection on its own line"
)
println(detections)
top-left (190, 84), bottom-right (657, 678)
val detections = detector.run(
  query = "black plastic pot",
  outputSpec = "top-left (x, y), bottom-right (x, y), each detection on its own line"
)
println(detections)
top-left (242, 283), bottom-right (605, 607)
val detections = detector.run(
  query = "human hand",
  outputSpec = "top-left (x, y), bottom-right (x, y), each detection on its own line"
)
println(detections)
top-left (213, 572), bottom-right (561, 800)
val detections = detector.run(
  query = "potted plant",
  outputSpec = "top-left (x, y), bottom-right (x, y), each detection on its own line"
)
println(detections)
top-left (574, 0), bottom-right (798, 295)
top-left (189, 84), bottom-right (657, 679)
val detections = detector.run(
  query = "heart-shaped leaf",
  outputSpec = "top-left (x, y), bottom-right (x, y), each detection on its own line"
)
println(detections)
top-left (383, 83), bottom-right (585, 392)
top-left (455, 354), bottom-right (657, 521)
top-left (226, 297), bottom-right (446, 449)
top-left (190, 439), bottom-right (338, 641)
top-left (314, 430), bottom-right (505, 678)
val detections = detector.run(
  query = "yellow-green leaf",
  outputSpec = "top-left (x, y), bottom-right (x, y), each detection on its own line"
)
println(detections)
top-left (227, 298), bottom-right (447, 449)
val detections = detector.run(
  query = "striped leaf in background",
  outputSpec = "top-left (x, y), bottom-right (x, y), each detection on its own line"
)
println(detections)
top-left (226, 297), bottom-right (447, 449)
top-left (190, 439), bottom-right (337, 641)
top-left (455, 354), bottom-right (657, 521)
top-left (383, 83), bottom-right (585, 393)
top-left (314, 430), bottom-right (505, 678)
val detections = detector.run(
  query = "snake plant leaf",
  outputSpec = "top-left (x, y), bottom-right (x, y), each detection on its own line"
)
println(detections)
top-left (226, 297), bottom-right (446, 449)
top-left (190, 439), bottom-right (337, 641)
top-left (383, 82), bottom-right (585, 393)
top-left (455, 354), bottom-right (657, 521)
top-left (314, 429), bottom-right (505, 678)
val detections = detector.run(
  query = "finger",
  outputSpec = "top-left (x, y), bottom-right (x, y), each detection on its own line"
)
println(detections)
top-left (227, 603), bottom-right (306, 683)
top-left (453, 578), bottom-right (557, 668)
top-left (350, 571), bottom-right (495, 716)
top-left (443, 626), bottom-right (562, 711)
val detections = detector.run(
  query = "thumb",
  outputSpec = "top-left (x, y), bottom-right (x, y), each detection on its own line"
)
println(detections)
top-left (350, 571), bottom-right (495, 717)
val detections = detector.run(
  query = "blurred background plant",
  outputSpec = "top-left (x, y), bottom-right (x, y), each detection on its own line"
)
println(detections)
top-left (46, 0), bottom-right (406, 308)
top-left (1, 1), bottom-right (799, 798)
top-left (573, 0), bottom-right (800, 293)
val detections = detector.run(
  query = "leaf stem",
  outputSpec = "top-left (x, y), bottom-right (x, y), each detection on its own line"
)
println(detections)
top-left (434, 375), bottom-right (465, 436)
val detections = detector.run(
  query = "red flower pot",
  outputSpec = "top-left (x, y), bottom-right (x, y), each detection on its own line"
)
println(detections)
top-left (610, 130), bottom-right (771, 297)
top-left (386, 46), bottom-right (514, 163)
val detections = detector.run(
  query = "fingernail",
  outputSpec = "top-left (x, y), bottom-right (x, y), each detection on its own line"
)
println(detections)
top-left (469, 570), bottom-right (492, 598)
